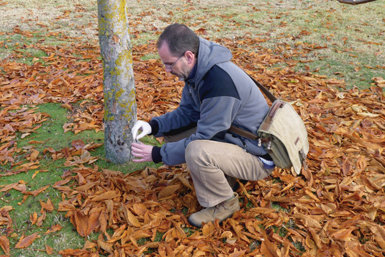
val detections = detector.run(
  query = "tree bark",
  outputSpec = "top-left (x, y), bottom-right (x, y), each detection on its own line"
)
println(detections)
top-left (97, 0), bottom-right (136, 163)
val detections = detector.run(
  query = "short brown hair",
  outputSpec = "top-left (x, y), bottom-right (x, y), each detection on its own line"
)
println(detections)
top-left (157, 23), bottom-right (199, 57)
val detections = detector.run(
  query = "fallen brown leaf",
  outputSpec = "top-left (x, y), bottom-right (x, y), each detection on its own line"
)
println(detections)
top-left (15, 233), bottom-right (40, 249)
top-left (0, 235), bottom-right (10, 255)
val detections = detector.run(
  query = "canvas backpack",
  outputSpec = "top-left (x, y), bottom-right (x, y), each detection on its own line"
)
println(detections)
top-left (229, 76), bottom-right (309, 174)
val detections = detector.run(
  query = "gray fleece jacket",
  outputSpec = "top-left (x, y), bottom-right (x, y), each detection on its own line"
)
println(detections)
top-left (150, 38), bottom-right (270, 165)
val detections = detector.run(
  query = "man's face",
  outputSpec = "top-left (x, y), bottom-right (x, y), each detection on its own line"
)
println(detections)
top-left (158, 42), bottom-right (190, 80)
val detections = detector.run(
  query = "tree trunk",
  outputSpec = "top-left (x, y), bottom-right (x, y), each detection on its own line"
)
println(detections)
top-left (97, 0), bottom-right (136, 163)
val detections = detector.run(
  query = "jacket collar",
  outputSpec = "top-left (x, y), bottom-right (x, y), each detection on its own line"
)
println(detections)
top-left (185, 62), bottom-right (198, 85)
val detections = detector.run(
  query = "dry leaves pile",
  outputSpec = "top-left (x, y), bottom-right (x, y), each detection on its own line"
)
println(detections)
top-left (0, 31), bottom-right (384, 256)
top-left (0, 105), bottom-right (49, 175)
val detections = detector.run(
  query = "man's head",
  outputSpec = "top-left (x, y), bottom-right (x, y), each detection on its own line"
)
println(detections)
top-left (157, 23), bottom-right (199, 80)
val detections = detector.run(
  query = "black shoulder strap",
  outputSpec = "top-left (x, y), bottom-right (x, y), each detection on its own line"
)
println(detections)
top-left (248, 75), bottom-right (277, 102)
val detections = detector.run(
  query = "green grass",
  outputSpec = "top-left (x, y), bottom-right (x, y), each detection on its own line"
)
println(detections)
top-left (18, 103), bottom-right (104, 150)
top-left (15, 102), bottom-right (159, 174)
top-left (47, 0), bottom-right (384, 90)
top-left (0, 154), bottom-right (85, 256)
top-left (1, 0), bottom-right (384, 255)
top-left (140, 53), bottom-right (159, 61)
top-left (0, 30), bottom-right (71, 64)
top-left (2, 0), bottom-right (384, 88)
top-left (252, 2), bottom-right (385, 89)
top-left (152, 0), bottom-right (385, 89)
top-left (0, 103), bottom-right (161, 256)
top-left (6, 189), bottom-right (85, 257)
top-left (0, 103), bottom-right (88, 256)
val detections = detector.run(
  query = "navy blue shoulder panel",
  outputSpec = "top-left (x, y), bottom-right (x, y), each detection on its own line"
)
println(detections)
top-left (199, 65), bottom-right (240, 101)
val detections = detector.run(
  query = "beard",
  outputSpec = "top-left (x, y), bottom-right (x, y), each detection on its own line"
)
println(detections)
top-left (171, 59), bottom-right (192, 81)
top-left (171, 70), bottom-right (188, 81)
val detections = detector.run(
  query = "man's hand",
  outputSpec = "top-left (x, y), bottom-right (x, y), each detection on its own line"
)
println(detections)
top-left (132, 120), bottom-right (152, 141)
top-left (131, 142), bottom-right (153, 162)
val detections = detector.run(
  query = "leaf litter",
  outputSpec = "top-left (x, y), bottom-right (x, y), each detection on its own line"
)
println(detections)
top-left (0, 29), bottom-right (384, 256)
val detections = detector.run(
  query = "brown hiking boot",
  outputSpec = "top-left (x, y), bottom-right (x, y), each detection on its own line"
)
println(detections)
top-left (188, 193), bottom-right (240, 227)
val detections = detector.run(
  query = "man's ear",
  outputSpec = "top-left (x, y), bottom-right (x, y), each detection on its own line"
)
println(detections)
top-left (184, 50), bottom-right (196, 64)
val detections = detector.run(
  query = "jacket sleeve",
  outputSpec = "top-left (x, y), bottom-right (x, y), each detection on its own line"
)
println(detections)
top-left (159, 95), bottom-right (241, 165)
top-left (151, 85), bottom-right (200, 137)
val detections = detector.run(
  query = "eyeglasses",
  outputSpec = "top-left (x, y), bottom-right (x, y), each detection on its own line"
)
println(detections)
top-left (163, 53), bottom-right (185, 70)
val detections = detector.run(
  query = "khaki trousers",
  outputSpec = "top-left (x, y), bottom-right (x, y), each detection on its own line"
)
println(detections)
top-left (164, 129), bottom-right (273, 208)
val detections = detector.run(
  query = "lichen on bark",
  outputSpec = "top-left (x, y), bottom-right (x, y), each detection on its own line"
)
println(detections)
top-left (98, 0), bottom-right (136, 163)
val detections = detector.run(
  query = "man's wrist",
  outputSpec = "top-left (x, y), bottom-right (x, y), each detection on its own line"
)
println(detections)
top-left (151, 146), bottom-right (162, 163)
top-left (149, 119), bottom-right (159, 135)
